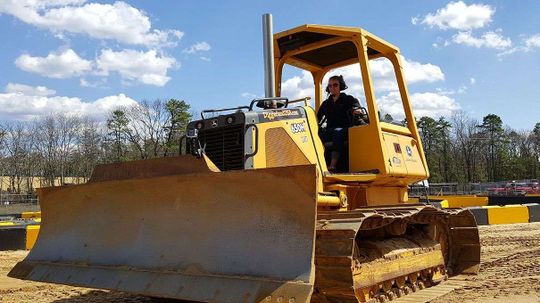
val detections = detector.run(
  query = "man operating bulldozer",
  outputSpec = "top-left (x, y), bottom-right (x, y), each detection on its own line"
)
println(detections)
top-left (317, 75), bottom-right (363, 172)
top-left (9, 19), bottom-right (481, 303)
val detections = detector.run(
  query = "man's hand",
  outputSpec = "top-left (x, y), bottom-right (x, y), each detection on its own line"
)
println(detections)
top-left (352, 109), bottom-right (363, 115)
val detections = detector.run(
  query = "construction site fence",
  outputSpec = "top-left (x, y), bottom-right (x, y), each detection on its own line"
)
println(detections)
top-left (409, 179), bottom-right (539, 196)
top-left (0, 193), bottom-right (38, 206)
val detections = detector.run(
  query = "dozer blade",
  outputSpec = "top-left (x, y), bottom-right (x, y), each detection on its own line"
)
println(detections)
top-left (9, 158), bottom-right (318, 303)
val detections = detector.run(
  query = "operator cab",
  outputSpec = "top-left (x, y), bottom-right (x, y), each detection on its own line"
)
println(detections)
top-left (273, 25), bottom-right (430, 184)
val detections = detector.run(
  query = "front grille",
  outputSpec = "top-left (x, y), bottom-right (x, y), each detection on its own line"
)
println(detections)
top-left (199, 124), bottom-right (244, 171)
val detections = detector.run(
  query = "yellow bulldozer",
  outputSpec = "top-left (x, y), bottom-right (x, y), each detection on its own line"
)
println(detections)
top-left (10, 16), bottom-right (480, 303)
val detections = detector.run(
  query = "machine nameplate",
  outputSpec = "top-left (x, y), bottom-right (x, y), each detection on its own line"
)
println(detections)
top-left (259, 109), bottom-right (303, 122)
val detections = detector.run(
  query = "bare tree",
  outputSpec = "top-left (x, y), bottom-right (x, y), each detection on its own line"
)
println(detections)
top-left (117, 99), bottom-right (192, 159)
top-left (2, 122), bottom-right (33, 192)
top-left (57, 114), bottom-right (81, 184)
top-left (125, 99), bottom-right (169, 159)
top-left (0, 124), bottom-right (6, 192)
top-left (33, 114), bottom-right (81, 186)
top-left (73, 118), bottom-right (104, 180)
top-left (451, 111), bottom-right (481, 183)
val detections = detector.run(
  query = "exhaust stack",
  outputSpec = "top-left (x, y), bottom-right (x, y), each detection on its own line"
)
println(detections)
top-left (262, 13), bottom-right (275, 98)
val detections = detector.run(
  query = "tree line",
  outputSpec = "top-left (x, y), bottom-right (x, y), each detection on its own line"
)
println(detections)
top-left (417, 112), bottom-right (540, 183)
top-left (0, 99), bottom-right (192, 193)
top-left (0, 97), bottom-right (539, 194)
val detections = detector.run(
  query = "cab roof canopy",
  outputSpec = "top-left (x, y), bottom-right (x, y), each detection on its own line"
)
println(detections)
top-left (273, 24), bottom-right (399, 72)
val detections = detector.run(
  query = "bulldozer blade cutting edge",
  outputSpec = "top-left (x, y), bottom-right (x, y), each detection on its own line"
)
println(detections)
top-left (9, 163), bottom-right (318, 303)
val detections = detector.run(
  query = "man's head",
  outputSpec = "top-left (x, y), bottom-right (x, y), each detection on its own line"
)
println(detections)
top-left (327, 75), bottom-right (347, 96)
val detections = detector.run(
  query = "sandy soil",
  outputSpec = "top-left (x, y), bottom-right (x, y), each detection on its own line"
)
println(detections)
top-left (431, 223), bottom-right (540, 303)
top-left (0, 251), bottom-right (157, 303)
top-left (1, 223), bottom-right (540, 303)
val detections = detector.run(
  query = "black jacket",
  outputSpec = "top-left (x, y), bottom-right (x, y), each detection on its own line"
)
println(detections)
top-left (317, 93), bottom-right (360, 128)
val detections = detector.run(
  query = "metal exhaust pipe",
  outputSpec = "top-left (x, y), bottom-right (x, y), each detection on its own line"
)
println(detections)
top-left (262, 13), bottom-right (275, 98)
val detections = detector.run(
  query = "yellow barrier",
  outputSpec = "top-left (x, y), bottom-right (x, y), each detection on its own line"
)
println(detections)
top-left (428, 195), bottom-right (488, 208)
top-left (21, 211), bottom-right (41, 219)
top-left (26, 225), bottom-right (40, 250)
top-left (439, 200), bottom-right (449, 208)
top-left (486, 205), bottom-right (529, 225)
top-left (0, 221), bottom-right (16, 226)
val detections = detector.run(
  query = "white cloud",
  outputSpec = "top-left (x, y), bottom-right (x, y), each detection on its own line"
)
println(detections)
top-left (14, 48), bottom-right (177, 87)
top-left (525, 34), bottom-right (540, 49)
top-left (417, 1), bottom-right (494, 30)
top-left (280, 56), bottom-right (445, 101)
top-left (410, 92), bottom-right (461, 118)
top-left (280, 70), bottom-right (316, 102)
top-left (378, 91), bottom-right (461, 120)
top-left (96, 49), bottom-right (177, 86)
top-left (435, 86), bottom-right (468, 95)
top-left (470, 77), bottom-right (476, 85)
top-left (240, 92), bottom-right (258, 99)
top-left (183, 42), bottom-right (211, 54)
top-left (80, 78), bottom-right (107, 88)
top-left (401, 58), bottom-right (445, 83)
top-left (334, 56), bottom-right (444, 91)
top-left (199, 56), bottom-right (211, 62)
top-left (279, 57), bottom-right (456, 120)
top-left (5, 83), bottom-right (56, 96)
top-left (0, 0), bottom-right (183, 47)
top-left (498, 33), bottom-right (540, 57)
top-left (15, 49), bottom-right (93, 78)
top-left (450, 30), bottom-right (512, 50)
top-left (0, 84), bottom-right (137, 120)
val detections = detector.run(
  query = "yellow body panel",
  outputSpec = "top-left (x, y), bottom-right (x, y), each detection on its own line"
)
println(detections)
top-left (486, 205), bottom-right (529, 224)
top-left (348, 126), bottom-right (427, 186)
top-left (252, 119), bottom-right (318, 169)
top-left (380, 123), bottom-right (412, 136)
top-left (348, 125), bottom-right (387, 176)
top-left (323, 173), bottom-right (376, 183)
top-left (251, 108), bottom-right (327, 193)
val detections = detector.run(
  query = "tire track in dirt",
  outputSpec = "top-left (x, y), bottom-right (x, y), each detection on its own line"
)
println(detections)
top-left (432, 223), bottom-right (540, 303)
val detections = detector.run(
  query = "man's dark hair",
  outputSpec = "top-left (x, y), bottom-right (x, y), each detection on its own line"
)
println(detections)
top-left (326, 75), bottom-right (348, 92)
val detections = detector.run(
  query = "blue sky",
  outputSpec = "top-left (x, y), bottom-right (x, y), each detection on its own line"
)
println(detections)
top-left (0, 1), bottom-right (539, 129)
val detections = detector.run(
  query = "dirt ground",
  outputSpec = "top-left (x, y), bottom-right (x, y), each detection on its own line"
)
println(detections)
top-left (431, 223), bottom-right (540, 303)
top-left (1, 223), bottom-right (539, 303)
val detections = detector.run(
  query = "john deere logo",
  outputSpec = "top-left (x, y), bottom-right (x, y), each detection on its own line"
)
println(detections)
top-left (406, 146), bottom-right (413, 157)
